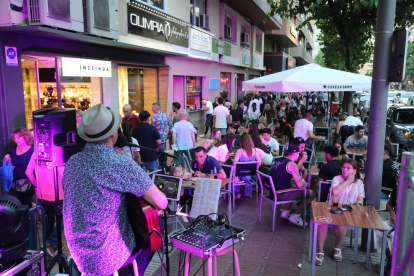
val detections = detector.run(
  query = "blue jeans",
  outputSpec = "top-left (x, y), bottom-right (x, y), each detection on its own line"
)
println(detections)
top-left (142, 160), bottom-right (159, 172)
top-left (234, 176), bottom-right (256, 197)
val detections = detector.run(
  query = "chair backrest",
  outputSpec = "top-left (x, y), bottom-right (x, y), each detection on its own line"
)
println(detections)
top-left (257, 171), bottom-right (276, 198)
top-left (314, 127), bottom-right (329, 137)
top-left (353, 154), bottom-right (364, 167)
top-left (233, 161), bottom-right (260, 177)
top-left (221, 164), bottom-right (234, 179)
top-left (318, 180), bottom-right (332, 202)
top-left (304, 147), bottom-right (314, 165)
top-left (187, 147), bottom-right (197, 161)
top-left (392, 143), bottom-right (399, 160)
top-left (279, 144), bottom-right (286, 156)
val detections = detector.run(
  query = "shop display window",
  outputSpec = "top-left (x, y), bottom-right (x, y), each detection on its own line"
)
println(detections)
top-left (21, 55), bottom-right (101, 131)
top-left (118, 67), bottom-right (158, 119)
top-left (186, 76), bottom-right (202, 110)
top-left (220, 72), bottom-right (231, 99)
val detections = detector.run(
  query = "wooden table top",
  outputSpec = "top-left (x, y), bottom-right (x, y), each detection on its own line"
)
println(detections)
top-left (311, 202), bottom-right (388, 231)
top-left (345, 148), bottom-right (367, 155)
top-left (182, 178), bottom-right (230, 189)
top-left (309, 166), bottom-right (320, 176)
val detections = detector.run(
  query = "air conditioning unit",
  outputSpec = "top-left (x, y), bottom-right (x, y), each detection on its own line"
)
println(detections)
top-left (224, 24), bottom-right (232, 39)
top-left (241, 32), bottom-right (250, 45)
top-left (0, 1), bottom-right (29, 26)
top-left (199, 14), bottom-right (209, 30)
top-left (83, 0), bottom-right (119, 40)
top-left (27, 0), bottom-right (84, 32)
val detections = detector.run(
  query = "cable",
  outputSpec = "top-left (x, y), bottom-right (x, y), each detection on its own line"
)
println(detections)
top-left (192, 259), bottom-right (208, 276)
top-left (151, 228), bottom-right (164, 276)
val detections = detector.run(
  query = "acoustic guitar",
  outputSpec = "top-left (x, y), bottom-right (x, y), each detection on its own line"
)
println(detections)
top-left (126, 194), bottom-right (162, 253)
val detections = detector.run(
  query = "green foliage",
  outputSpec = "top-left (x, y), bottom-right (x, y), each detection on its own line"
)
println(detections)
top-left (314, 50), bottom-right (325, 66)
top-left (405, 44), bottom-right (414, 80)
top-left (265, 0), bottom-right (414, 73)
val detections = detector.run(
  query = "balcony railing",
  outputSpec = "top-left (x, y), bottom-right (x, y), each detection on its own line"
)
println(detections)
top-left (286, 44), bottom-right (313, 64)
top-left (253, 0), bottom-right (282, 27)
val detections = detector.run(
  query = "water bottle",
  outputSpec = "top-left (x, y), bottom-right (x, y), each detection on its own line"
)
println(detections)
top-left (214, 166), bottom-right (217, 174)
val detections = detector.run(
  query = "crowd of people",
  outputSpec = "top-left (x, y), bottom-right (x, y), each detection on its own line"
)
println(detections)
top-left (1, 91), bottom-right (400, 275)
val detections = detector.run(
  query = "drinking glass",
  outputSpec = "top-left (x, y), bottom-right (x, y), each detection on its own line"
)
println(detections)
top-left (326, 194), bottom-right (332, 209)
top-left (366, 200), bottom-right (373, 217)
top-left (332, 195), bottom-right (339, 209)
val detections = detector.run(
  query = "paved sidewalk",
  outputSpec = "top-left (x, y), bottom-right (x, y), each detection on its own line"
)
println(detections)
top-left (146, 196), bottom-right (385, 276)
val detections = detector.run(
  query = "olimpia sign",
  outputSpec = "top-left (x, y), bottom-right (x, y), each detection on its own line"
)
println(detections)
top-left (127, 3), bottom-right (189, 47)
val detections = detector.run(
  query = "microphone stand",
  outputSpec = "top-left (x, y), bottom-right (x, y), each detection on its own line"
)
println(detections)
top-left (129, 143), bottom-right (176, 276)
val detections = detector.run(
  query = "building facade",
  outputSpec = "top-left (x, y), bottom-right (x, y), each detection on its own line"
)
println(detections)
top-left (0, 0), bottom-right (279, 153)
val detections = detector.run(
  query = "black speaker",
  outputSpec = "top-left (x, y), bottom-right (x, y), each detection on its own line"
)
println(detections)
top-left (389, 28), bottom-right (408, 82)
top-left (33, 108), bottom-right (78, 165)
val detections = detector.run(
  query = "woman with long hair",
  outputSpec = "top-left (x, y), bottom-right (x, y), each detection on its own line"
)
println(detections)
top-left (333, 140), bottom-right (350, 161)
top-left (248, 102), bottom-right (260, 120)
top-left (248, 122), bottom-right (260, 136)
top-left (203, 128), bottom-right (222, 152)
top-left (4, 128), bottom-right (35, 207)
top-left (208, 133), bottom-right (236, 163)
top-left (313, 114), bottom-right (327, 127)
top-left (336, 113), bottom-right (348, 134)
top-left (272, 119), bottom-right (285, 139)
top-left (234, 134), bottom-right (261, 198)
top-left (315, 159), bottom-right (364, 266)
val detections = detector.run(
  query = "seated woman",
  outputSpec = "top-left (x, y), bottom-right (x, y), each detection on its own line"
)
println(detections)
top-left (248, 122), bottom-right (260, 136)
top-left (233, 134), bottom-right (262, 198)
top-left (333, 141), bottom-right (350, 161)
top-left (313, 114), bottom-right (327, 127)
top-left (203, 128), bottom-right (221, 152)
top-left (315, 159), bottom-right (364, 266)
top-left (208, 133), bottom-right (236, 164)
top-left (336, 113), bottom-right (348, 134)
top-left (258, 116), bottom-right (268, 130)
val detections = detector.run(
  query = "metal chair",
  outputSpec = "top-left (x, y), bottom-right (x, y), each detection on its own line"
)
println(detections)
top-left (391, 143), bottom-right (399, 160)
top-left (317, 180), bottom-right (332, 202)
top-left (257, 171), bottom-right (307, 231)
top-left (221, 164), bottom-right (234, 200)
top-left (231, 161), bottom-right (260, 208)
top-left (314, 127), bottom-right (330, 144)
top-left (279, 144), bottom-right (286, 156)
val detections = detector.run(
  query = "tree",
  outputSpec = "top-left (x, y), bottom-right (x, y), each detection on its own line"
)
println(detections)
top-left (265, 0), bottom-right (414, 114)
top-left (314, 50), bottom-right (325, 67)
top-left (405, 43), bottom-right (414, 81)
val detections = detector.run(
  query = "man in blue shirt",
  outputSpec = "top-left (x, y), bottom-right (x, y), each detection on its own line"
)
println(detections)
top-left (190, 147), bottom-right (226, 179)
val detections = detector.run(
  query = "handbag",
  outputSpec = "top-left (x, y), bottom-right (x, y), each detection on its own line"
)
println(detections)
top-left (13, 178), bottom-right (32, 193)
top-left (1, 158), bottom-right (15, 192)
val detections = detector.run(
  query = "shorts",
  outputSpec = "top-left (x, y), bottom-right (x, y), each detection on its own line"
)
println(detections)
top-left (276, 189), bottom-right (310, 201)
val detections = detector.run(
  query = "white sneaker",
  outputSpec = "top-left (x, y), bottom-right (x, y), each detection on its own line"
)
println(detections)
top-left (199, 134), bottom-right (206, 138)
top-left (281, 209), bottom-right (290, 220)
top-left (288, 214), bottom-right (308, 227)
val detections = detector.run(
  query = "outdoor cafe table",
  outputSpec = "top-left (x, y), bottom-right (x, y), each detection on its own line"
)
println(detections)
top-left (308, 202), bottom-right (389, 276)
top-left (345, 148), bottom-right (367, 155)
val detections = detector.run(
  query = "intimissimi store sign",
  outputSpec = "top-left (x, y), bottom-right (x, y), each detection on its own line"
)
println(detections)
top-left (61, 58), bottom-right (112, 77)
top-left (128, 2), bottom-right (190, 47)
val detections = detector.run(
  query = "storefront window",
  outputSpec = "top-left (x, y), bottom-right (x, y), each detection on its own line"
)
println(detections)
top-left (220, 72), bottom-right (231, 100)
top-left (137, 0), bottom-right (164, 10)
top-left (118, 67), bottom-right (158, 119)
top-left (21, 55), bottom-right (102, 131)
top-left (186, 76), bottom-right (202, 110)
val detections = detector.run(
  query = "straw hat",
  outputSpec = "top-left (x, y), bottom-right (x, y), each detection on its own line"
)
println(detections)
top-left (78, 104), bottom-right (121, 142)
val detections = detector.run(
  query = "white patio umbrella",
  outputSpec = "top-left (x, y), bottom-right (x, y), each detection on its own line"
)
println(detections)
top-left (242, 63), bottom-right (372, 92)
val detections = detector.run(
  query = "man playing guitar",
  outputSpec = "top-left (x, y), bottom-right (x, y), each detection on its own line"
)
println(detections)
top-left (62, 104), bottom-right (168, 276)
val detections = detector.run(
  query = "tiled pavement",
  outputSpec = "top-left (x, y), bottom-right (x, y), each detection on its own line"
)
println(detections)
top-left (144, 196), bottom-right (386, 276)
top-left (43, 137), bottom-right (386, 275)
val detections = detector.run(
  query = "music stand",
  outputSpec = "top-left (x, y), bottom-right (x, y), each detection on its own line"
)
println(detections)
top-left (132, 145), bottom-right (177, 276)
